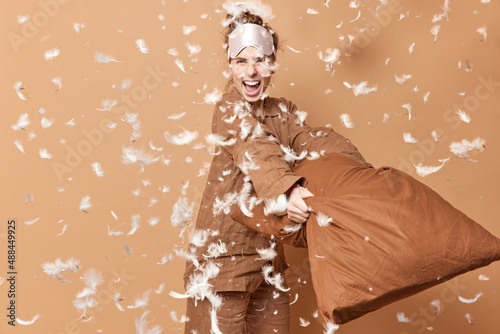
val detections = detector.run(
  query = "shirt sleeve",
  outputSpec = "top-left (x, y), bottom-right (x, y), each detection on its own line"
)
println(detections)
top-left (283, 99), bottom-right (373, 168)
top-left (213, 98), bottom-right (303, 199)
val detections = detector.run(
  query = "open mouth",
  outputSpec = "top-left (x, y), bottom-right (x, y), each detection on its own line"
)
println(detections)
top-left (243, 80), bottom-right (261, 96)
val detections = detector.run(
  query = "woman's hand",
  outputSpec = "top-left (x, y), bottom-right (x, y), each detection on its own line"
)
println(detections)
top-left (287, 186), bottom-right (314, 223)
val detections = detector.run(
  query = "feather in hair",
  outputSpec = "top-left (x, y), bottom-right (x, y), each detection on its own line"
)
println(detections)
top-left (294, 110), bottom-right (307, 126)
top-left (222, 1), bottom-right (274, 26)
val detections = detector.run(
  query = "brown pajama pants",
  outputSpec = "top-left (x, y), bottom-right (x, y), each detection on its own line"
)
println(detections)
top-left (184, 280), bottom-right (290, 334)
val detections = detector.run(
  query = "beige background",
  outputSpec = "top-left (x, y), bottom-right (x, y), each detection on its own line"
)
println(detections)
top-left (1, 0), bottom-right (499, 333)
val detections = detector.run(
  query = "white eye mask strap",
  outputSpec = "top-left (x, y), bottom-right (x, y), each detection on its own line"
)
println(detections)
top-left (228, 23), bottom-right (275, 59)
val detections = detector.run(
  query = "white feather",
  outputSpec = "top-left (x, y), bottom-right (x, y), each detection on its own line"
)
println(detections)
top-left (465, 313), bottom-right (473, 325)
top-left (395, 74), bottom-right (412, 84)
top-left (182, 25), bottom-right (197, 35)
top-left (39, 148), bottom-right (52, 159)
top-left (16, 314), bottom-right (40, 325)
top-left (340, 113), bottom-right (354, 128)
top-left (402, 103), bottom-right (412, 120)
top-left (13, 81), bottom-right (27, 101)
top-left (317, 48), bottom-right (340, 63)
top-left (121, 146), bottom-right (159, 166)
top-left (73, 22), bottom-right (85, 33)
top-left (96, 98), bottom-right (117, 111)
top-left (91, 162), bottom-right (105, 177)
top-left (403, 132), bottom-right (417, 143)
top-left (94, 51), bottom-right (121, 63)
top-left (157, 253), bottom-right (173, 265)
top-left (14, 140), bottom-right (25, 153)
top-left (262, 264), bottom-right (290, 292)
top-left (135, 39), bottom-right (150, 53)
top-left (186, 42), bottom-right (201, 56)
top-left (171, 197), bottom-right (194, 228)
top-left (113, 293), bottom-right (126, 311)
top-left (396, 312), bottom-right (410, 323)
top-left (204, 89), bottom-right (223, 104)
top-left (127, 290), bottom-right (151, 309)
top-left (256, 243), bottom-right (277, 261)
top-left (12, 113), bottom-right (30, 130)
top-left (431, 24), bottom-right (441, 42)
top-left (222, 1), bottom-right (274, 26)
top-left (44, 47), bottom-right (60, 60)
top-left (52, 76), bottom-right (62, 91)
top-left (206, 133), bottom-right (237, 147)
top-left (280, 145), bottom-right (307, 163)
top-left (41, 258), bottom-right (80, 281)
top-left (478, 274), bottom-right (490, 281)
top-left (294, 110), bottom-right (308, 126)
top-left (79, 196), bottom-right (92, 212)
top-left (170, 310), bottom-right (189, 323)
top-left (203, 241), bottom-right (227, 259)
top-left (430, 299), bottom-right (442, 314)
top-left (316, 212), bottom-right (332, 227)
top-left (458, 292), bottom-right (483, 304)
top-left (174, 59), bottom-right (186, 73)
top-left (164, 129), bottom-right (198, 145)
top-left (299, 318), bottom-right (310, 327)
top-left (456, 109), bottom-right (471, 123)
top-left (414, 158), bottom-right (449, 177)
top-left (238, 151), bottom-right (261, 175)
top-left (135, 310), bottom-right (163, 334)
top-left (449, 137), bottom-right (486, 161)
top-left (345, 81), bottom-right (377, 96)
top-left (323, 322), bottom-right (339, 334)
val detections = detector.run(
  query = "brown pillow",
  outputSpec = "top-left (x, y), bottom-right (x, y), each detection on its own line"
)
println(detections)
top-left (233, 152), bottom-right (500, 324)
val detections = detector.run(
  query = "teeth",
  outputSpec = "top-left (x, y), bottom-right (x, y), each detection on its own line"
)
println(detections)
top-left (244, 81), bottom-right (259, 86)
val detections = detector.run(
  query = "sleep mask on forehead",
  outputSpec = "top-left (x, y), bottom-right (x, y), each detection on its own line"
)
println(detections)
top-left (228, 23), bottom-right (275, 59)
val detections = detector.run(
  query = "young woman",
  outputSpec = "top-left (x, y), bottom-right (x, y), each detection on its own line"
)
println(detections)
top-left (182, 3), bottom-right (370, 333)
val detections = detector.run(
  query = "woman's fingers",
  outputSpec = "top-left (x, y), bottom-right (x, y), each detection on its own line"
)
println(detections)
top-left (287, 191), bottom-right (310, 223)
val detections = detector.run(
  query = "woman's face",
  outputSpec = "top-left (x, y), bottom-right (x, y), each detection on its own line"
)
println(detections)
top-left (229, 46), bottom-right (274, 103)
